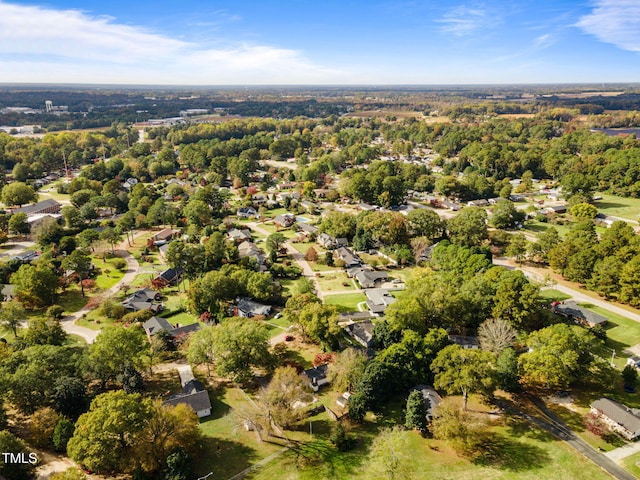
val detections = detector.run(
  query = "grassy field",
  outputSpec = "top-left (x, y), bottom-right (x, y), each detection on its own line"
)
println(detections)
top-left (291, 241), bottom-right (324, 256)
top-left (522, 220), bottom-right (573, 238)
top-left (539, 289), bottom-right (571, 302)
top-left (247, 417), bottom-right (614, 480)
top-left (315, 272), bottom-right (356, 293)
top-left (594, 194), bottom-right (640, 222)
top-left (623, 451), bottom-right (640, 477)
top-left (323, 293), bottom-right (367, 312)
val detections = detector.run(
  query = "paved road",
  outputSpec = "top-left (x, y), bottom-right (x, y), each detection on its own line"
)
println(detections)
top-left (496, 396), bottom-right (635, 480)
top-left (493, 257), bottom-right (640, 324)
top-left (60, 232), bottom-right (144, 343)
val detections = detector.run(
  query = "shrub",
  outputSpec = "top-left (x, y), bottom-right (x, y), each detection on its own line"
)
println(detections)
top-left (330, 423), bottom-right (356, 452)
top-left (313, 352), bottom-right (335, 366)
top-left (47, 305), bottom-right (65, 320)
top-left (52, 417), bottom-right (76, 453)
top-left (98, 299), bottom-right (127, 319)
top-left (111, 257), bottom-right (128, 271)
top-left (81, 279), bottom-right (96, 290)
top-left (121, 310), bottom-right (154, 324)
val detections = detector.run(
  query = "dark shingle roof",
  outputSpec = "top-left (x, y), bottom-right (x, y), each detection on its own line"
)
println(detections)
top-left (591, 398), bottom-right (640, 438)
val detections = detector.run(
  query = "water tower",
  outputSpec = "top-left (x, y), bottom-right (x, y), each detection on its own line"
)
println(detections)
top-left (45, 100), bottom-right (53, 113)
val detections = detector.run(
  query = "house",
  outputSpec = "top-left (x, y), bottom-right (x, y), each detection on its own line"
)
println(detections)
top-left (335, 247), bottom-right (361, 268)
top-left (163, 365), bottom-right (212, 418)
top-left (297, 223), bottom-right (319, 237)
top-left (237, 206), bottom-right (259, 219)
top-left (122, 178), bottom-right (139, 191)
top-left (467, 199), bottom-right (489, 207)
top-left (338, 311), bottom-right (374, 323)
top-left (488, 197), bottom-right (503, 205)
top-left (122, 288), bottom-right (163, 313)
top-left (552, 300), bottom-right (608, 327)
top-left (238, 241), bottom-right (267, 266)
top-left (227, 228), bottom-right (252, 244)
top-left (590, 398), bottom-right (640, 440)
top-left (12, 199), bottom-right (62, 215)
top-left (274, 213), bottom-right (296, 228)
top-left (409, 385), bottom-right (442, 421)
top-left (300, 200), bottom-right (319, 212)
top-left (439, 200), bottom-right (461, 211)
top-left (158, 243), bottom-right (170, 260)
top-left (149, 228), bottom-right (175, 245)
top-left (142, 316), bottom-right (200, 342)
top-left (318, 233), bottom-right (337, 249)
top-left (448, 335), bottom-right (480, 349)
top-left (545, 205), bottom-right (567, 215)
top-left (234, 298), bottom-right (272, 318)
top-left (357, 203), bottom-right (377, 211)
top-left (344, 320), bottom-right (374, 348)
top-left (365, 288), bottom-right (396, 315)
top-left (276, 191), bottom-right (301, 202)
top-left (302, 364), bottom-right (330, 392)
top-left (152, 268), bottom-right (182, 288)
top-left (353, 269), bottom-right (388, 289)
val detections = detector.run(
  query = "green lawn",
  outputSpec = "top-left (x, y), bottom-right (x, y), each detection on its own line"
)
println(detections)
top-left (623, 451), bottom-right (640, 477)
top-left (523, 220), bottom-right (572, 239)
top-left (57, 288), bottom-right (89, 314)
top-left (310, 261), bottom-right (340, 273)
top-left (539, 289), bottom-right (571, 302)
top-left (323, 293), bottom-right (367, 312)
top-left (594, 194), bottom-right (640, 222)
top-left (92, 257), bottom-right (125, 290)
top-left (316, 272), bottom-right (356, 293)
top-left (291, 242), bottom-right (325, 256)
top-left (248, 417), bottom-right (614, 480)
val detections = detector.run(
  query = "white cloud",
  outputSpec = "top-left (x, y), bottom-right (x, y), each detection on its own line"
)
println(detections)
top-left (437, 5), bottom-right (491, 36)
top-left (534, 33), bottom-right (554, 49)
top-left (576, 0), bottom-right (640, 52)
top-left (0, 1), bottom-right (342, 84)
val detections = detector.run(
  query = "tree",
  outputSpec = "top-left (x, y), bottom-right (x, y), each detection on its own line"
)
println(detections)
top-left (99, 227), bottom-right (122, 255)
top-left (1, 182), bottom-right (36, 206)
top-left (49, 468), bottom-right (87, 480)
top-left (67, 391), bottom-right (152, 474)
top-left (505, 233), bottom-right (528, 263)
top-left (186, 326), bottom-right (217, 376)
top-left (61, 205), bottom-right (84, 229)
top-left (477, 318), bottom-right (516, 355)
top-left (446, 207), bottom-right (488, 247)
top-left (28, 407), bottom-right (60, 448)
top-left (11, 264), bottom-right (58, 306)
top-left (187, 270), bottom-right (238, 315)
top-left (297, 303), bottom-right (341, 349)
top-left (328, 348), bottom-right (367, 393)
top-left (2, 345), bottom-right (79, 413)
top-left (363, 426), bottom-right (413, 480)
top-left (8, 212), bottom-right (29, 237)
top-left (305, 246), bottom-right (318, 262)
top-left (618, 256), bottom-right (640, 307)
top-left (518, 324), bottom-right (598, 391)
top-left (430, 397), bottom-right (489, 457)
top-left (0, 300), bottom-right (26, 337)
top-left (212, 318), bottom-right (272, 384)
top-left (406, 208), bottom-right (444, 240)
top-left (77, 228), bottom-right (100, 252)
top-left (52, 416), bottom-right (75, 453)
top-left (162, 448), bottom-right (193, 480)
top-left (622, 364), bottom-right (638, 389)
top-left (491, 200), bottom-right (525, 229)
top-left (431, 344), bottom-right (497, 410)
top-left (405, 389), bottom-right (428, 432)
top-left (0, 430), bottom-right (36, 480)
top-left (22, 318), bottom-right (67, 346)
top-left (260, 366), bottom-right (313, 428)
top-left (133, 401), bottom-right (201, 475)
top-left (570, 202), bottom-right (598, 220)
top-left (53, 376), bottom-right (87, 419)
top-left (84, 325), bottom-right (148, 385)
top-left (319, 211), bottom-right (357, 239)
top-left (491, 270), bottom-right (540, 330)
top-left (62, 248), bottom-right (93, 297)
top-left (183, 199), bottom-right (210, 228)
top-left (266, 232), bottom-right (286, 254)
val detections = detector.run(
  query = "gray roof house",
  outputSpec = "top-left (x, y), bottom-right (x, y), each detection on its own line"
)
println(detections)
top-left (13, 199), bottom-right (62, 215)
top-left (227, 228), bottom-right (252, 243)
top-left (142, 316), bottom-right (200, 341)
top-left (274, 213), bottom-right (296, 228)
top-left (163, 365), bottom-right (212, 418)
top-left (365, 288), bottom-right (396, 315)
top-left (590, 398), bottom-right (640, 440)
top-left (238, 241), bottom-right (267, 265)
top-left (122, 288), bottom-right (163, 313)
top-left (302, 364), bottom-right (330, 392)
top-left (552, 300), bottom-right (608, 327)
top-left (297, 223), bottom-right (319, 236)
top-left (344, 320), bottom-right (374, 348)
top-left (237, 206), bottom-right (259, 219)
top-left (234, 298), bottom-right (272, 318)
top-left (409, 384), bottom-right (443, 421)
top-left (354, 269), bottom-right (388, 289)
top-left (335, 247), bottom-right (361, 268)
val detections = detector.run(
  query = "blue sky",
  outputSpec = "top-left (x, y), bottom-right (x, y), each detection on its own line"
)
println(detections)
top-left (0, 0), bottom-right (639, 85)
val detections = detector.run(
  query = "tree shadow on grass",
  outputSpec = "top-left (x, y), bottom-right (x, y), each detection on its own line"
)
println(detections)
top-left (195, 437), bottom-right (261, 480)
top-left (472, 431), bottom-right (549, 472)
top-left (505, 417), bottom-right (552, 443)
top-left (285, 438), bottom-right (365, 480)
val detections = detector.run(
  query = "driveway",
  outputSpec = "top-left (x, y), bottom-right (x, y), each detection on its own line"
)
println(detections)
top-left (60, 232), bottom-right (145, 343)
